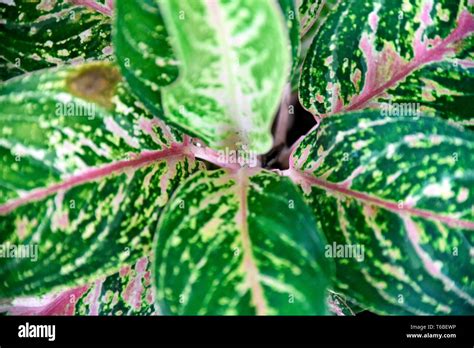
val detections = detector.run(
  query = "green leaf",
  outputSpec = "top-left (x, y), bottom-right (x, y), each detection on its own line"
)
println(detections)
top-left (298, 0), bottom-right (339, 37)
top-left (298, 0), bottom-right (324, 35)
top-left (289, 111), bottom-right (474, 314)
top-left (278, 0), bottom-right (301, 80)
top-left (0, 0), bottom-right (113, 81)
top-left (0, 62), bottom-right (202, 298)
top-left (74, 256), bottom-right (157, 315)
top-left (1, 256), bottom-right (157, 315)
top-left (291, 0), bottom-right (339, 89)
top-left (156, 0), bottom-right (291, 154)
top-left (299, 0), bottom-right (474, 125)
top-left (328, 291), bottom-right (356, 316)
top-left (113, 0), bottom-right (180, 94)
top-left (153, 168), bottom-right (333, 315)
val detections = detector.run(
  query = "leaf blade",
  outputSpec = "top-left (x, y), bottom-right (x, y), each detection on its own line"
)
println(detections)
top-left (113, 0), bottom-right (180, 91)
top-left (299, 0), bottom-right (474, 124)
top-left (0, 0), bottom-right (112, 81)
top-left (290, 111), bottom-right (474, 314)
top-left (153, 168), bottom-right (333, 315)
top-left (0, 63), bottom-right (202, 298)
top-left (156, 0), bottom-right (291, 154)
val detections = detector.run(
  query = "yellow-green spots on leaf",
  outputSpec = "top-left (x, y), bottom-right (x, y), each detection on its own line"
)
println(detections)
top-left (153, 169), bottom-right (332, 315)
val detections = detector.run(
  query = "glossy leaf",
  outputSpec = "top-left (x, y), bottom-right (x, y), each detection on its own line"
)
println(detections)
top-left (113, 0), bottom-right (180, 96)
top-left (0, 62), bottom-right (202, 298)
top-left (289, 111), bottom-right (474, 314)
top-left (157, 0), bottom-right (291, 154)
top-left (153, 169), bottom-right (333, 315)
top-left (0, 0), bottom-right (113, 81)
top-left (299, 0), bottom-right (474, 125)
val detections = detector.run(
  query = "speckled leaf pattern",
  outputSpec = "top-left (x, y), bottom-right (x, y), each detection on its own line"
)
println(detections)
top-left (158, 0), bottom-right (291, 154)
top-left (0, 256), bottom-right (157, 315)
top-left (0, 62), bottom-right (202, 298)
top-left (154, 169), bottom-right (333, 315)
top-left (74, 256), bottom-right (158, 315)
top-left (0, 0), bottom-right (113, 81)
top-left (290, 111), bottom-right (474, 314)
top-left (298, 0), bottom-right (339, 36)
top-left (113, 0), bottom-right (179, 106)
top-left (293, 0), bottom-right (339, 89)
top-left (298, 0), bottom-right (324, 34)
top-left (299, 0), bottom-right (474, 125)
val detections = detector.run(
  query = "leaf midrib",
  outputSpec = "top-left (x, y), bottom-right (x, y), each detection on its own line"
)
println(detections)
top-left (289, 168), bottom-right (474, 230)
top-left (323, 9), bottom-right (474, 115)
top-left (0, 144), bottom-right (187, 215)
top-left (235, 169), bottom-right (268, 315)
top-left (205, 0), bottom-right (245, 134)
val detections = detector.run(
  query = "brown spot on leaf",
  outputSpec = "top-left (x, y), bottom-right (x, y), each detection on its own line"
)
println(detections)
top-left (66, 63), bottom-right (121, 109)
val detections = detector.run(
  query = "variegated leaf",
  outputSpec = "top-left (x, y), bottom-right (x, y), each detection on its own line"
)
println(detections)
top-left (289, 111), bottom-right (474, 314)
top-left (328, 291), bottom-right (355, 316)
top-left (298, 0), bottom-right (339, 37)
top-left (0, 62), bottom-right (202, 298)
top-left (157, 0), bottom-right (291, 154)
top-left (298, 0), bottom-right (324, 35)
top-left (153, 168), bottom-right (333, 315)
top-left (0, 283), bottom-right (89, 316)
top-left (113, 0), bottom-right (179, 100)
top-left (74, 256), bottom-right (158, 315)
top-left (299, 0), bottom-right (474, 125)
top-left (294, 0), bottom-right (339, 90)
top-left (1, 256), bottom-right (157, 315)
top-left (0, 0), bottom-right (113, 81)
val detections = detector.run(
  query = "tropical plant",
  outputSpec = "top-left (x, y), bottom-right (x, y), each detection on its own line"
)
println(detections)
top-left (0, 0), bottom-right (473, 316)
